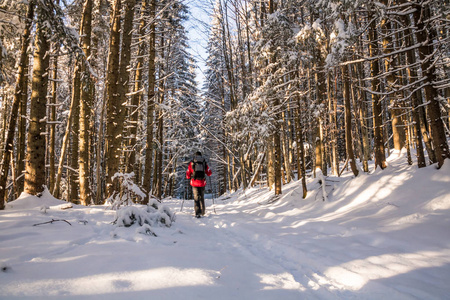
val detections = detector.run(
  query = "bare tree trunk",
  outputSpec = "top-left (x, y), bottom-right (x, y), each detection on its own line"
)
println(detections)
top-left (53, 65), bottom-right (78, 199)
top-left (266, 137), bottom-right (274, 190)
top-left (105, 0), bottom-right (123, 197)
top-left (143, 0), bottom-right (156, 203)
top-left (404, 114), bottom-right (413, 165)
top-left (232, 155), bottom-right (239, 191)
top-left (153, 30), bottom-right (165, 199)
top-left (401, 13), bottom-right (426, 167)
top-left (281, 109), bottom-right (292, 183)
top-left (342, 65), bottom-right (359, 177)
top-left (220, 88), bottom-right (228, 195)
top-left (273, 105), bottom-right (282, 195)
top-left (380, 0), bottom-right (405, 152)
top-left (369, 11), bottom-right (386, 169)
top-left (413, 2), bottom-right (450, 167)
top-left (327, 71), bottom-right (338, 175)
top-left (127, 0), bottom-right (146, 176)
top-left (295, 92), bottom-right (307, 198)
top-left (349, 65), bottom-right (362, 163)
top-left (239, 149), bottom-right (248, 189)
top-left (0, 1), bottom-right (34, 208)
top-left (49, 50), bottom-right (57, 192)
top-left (227, 150), bottom-right (232, 191)
top-left (79, 0), bottom-right (93, 206)
top-left (311, 63), bottom-right (325, 176)
top-left (69, 68), bottom-right (80, 203)
top-left (1, 97), bottom-right (9, 152)
top-left (287, 101), bottom-right (294, 181)
top-left (25, 5), bottom-right (51, 196)
top-left (356, 60), bottom-right (370, 172)
top-left (17, 64), bottom-right (28, 197)
top-left (155, 99), bottom-right (164, 199)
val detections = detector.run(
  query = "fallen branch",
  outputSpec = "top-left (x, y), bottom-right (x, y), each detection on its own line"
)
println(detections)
top-left (338, 157), bottom-right (350, 177)
top-left (33, 219), bottom-right (72, 226)
top-left (249, 152), bottom-right (266, 187)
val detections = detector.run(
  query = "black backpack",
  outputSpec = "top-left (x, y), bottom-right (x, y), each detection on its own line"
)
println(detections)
top-left (192, 158), bottom-right (206, 180)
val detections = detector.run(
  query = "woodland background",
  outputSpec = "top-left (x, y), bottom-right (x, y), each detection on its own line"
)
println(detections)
top-left (0, 0), bottom-right (449, 209)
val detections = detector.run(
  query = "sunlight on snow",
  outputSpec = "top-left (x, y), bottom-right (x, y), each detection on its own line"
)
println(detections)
top-left (257, 272), bottom-right (306, 291)
top-left (29, 255), bottom-right (89, 263)
top-left (285, 180), bottom-right (399, 229)
top-left (334, 180), bottom-right (394, 215)
top-left (322, 250), bottom-right (450, 290)
top-left (3, 267), bottom-right (217, 296)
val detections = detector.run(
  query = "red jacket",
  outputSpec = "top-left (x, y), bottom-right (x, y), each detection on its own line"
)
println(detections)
top-left (186, 161), bottom-right (212, 187)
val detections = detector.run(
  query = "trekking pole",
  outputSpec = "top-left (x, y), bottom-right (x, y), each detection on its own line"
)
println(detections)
top-left (208, 176), bottom-right (216, 214)
top-left (180, 178), bottom-right (186, 212)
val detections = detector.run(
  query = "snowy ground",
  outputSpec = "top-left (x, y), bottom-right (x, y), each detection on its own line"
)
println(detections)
top-left (1, 152), bottom-right (450, 299)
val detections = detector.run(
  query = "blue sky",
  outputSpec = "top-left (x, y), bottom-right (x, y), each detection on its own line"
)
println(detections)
top-left (185, 0), bottom-right (212, 88)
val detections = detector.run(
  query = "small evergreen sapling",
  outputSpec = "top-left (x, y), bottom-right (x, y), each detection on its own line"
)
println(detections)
top-left (113, 199), bottom-right (176, 231)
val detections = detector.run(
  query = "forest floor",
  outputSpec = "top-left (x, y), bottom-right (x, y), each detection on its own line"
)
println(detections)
top-left (1, 151), bottom-right (450, 299)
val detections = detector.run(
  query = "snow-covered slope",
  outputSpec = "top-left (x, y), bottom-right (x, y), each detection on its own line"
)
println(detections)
top-left (1, 153), bottom-right (449, 299)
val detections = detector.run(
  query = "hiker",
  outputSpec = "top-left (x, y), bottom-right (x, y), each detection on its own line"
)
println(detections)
top-left (186, 151), bottom-right (212, 218)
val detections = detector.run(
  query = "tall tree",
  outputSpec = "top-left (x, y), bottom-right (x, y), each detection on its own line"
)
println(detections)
top-left (413, 1), bottom-right (450, 168)
top-left (143, 0), bottom-right (157, 202)
top-left (24, 3), bottom-right (51, 195)
top-left (105, 0), bottom-right (123, 198)
top-left (342, 64), bottom-right (359, 177)
top-left (78, 0), bottom-right (93, 205)
top-left (0, 1), bottom-right (34, 208)
top-left (368, 10), bottom-right (386, 170)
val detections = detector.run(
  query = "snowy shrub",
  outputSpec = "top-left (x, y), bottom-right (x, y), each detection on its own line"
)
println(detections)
top-left (113, 200), bottom-right (176, 230)
top-left (107, 172), bottom-right (147, 210)
top-left (136, 224), bottom-right (157, 237)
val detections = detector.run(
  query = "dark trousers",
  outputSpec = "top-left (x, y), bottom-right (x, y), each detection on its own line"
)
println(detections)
top-left (192, 186), bottom-right (205, 216)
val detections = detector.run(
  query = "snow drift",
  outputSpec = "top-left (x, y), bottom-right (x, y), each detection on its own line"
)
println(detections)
top-left (0, 152), bottom-right (449, 299)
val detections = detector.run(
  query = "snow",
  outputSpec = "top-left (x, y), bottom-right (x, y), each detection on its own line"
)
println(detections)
top-left (1, 152), bottom-right (449, 299)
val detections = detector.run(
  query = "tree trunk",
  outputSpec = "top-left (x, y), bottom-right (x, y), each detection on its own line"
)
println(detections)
top-left (342, 65), bottom-right (359, 177)
top-left (48, 50), bottom-right (57, 192)
top-left (273, 124), bottom-right (282, 195)
top-left (227, 151), bottom-right (232, 191)
top-left (296, 93), bottom-right (307, 198)
top-left (380, 0), bottom-right (405, 152)
top-left (0, 1), bottom-right (34, 208)
top-left (327, 71), bottom-right (339, 175)
top-left (143, 0), bottom-right (156, 203)
top-left (96, 88), bottom-right (106, 204)
top-left (1, 98), bottom-right (9, 153)
top-left (266, 137), bottom-right (274, 190)
top-left (402, 13), bottom-right (426, 168)
top-left (25, 5), bottom-right (51, 196)
top-left (153, 30), bottom-right (165, 200)
top-left (413, 2), bottom-right (450, 168)
top-left (105, 0), bottom-right (123, 198)
top-left (79, 0), bottom-right (93, 206)
top-left (239, 149), bottom-right (248, 189)
top-left (369, 11), bottom-right (386, 169)
top-left (311, 63), bottom-right (325, 176)
top-left (356, 59), bottom-right (370, 172)
top-left (155, 100), bottom-right (164, 199)
top-left (281, 109), bottom-right (292, 183)
top-left (53, 64), bottom-right (78, 199)
top-left (69, 67), bottom-right (80, 203)
top-left (127, 0), bottom-right (146, 177)
top-left (221, 123), bottom-right (228, 194)
top-left (349, 65), bottom-right (362, 163)
top-left (17, 62), bottom-right (28, 197)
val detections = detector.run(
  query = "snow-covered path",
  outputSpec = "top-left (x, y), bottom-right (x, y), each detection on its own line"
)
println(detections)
top-left (173, 187), bottom-right (449, 300)
top-left (1, 155), bottom-right (450, 299)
